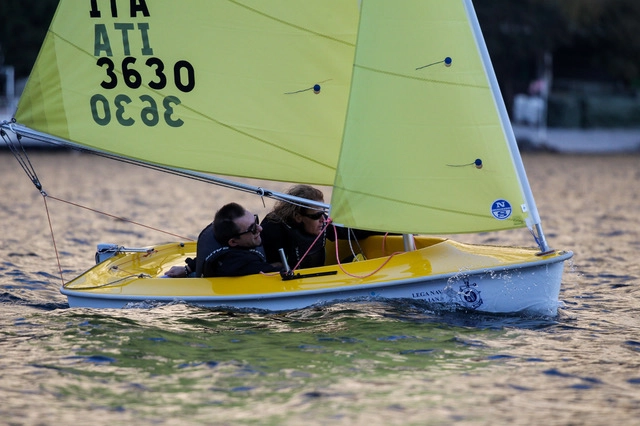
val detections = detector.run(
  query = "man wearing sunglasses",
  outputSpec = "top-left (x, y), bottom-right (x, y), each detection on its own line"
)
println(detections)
top-left (166, 202), bottom-right (282, 278)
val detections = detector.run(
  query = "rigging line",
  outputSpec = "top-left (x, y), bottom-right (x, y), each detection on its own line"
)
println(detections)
top-left (330, 225), bottom-right (402, 279)
top-left (3, 129), bottom-right (63, 284)
top-left (1, 128), bottom-right (43, 190)
top-left (62, 273), bottom-right (152, 290)
top-left (41, 192), bottom-right (65, 286)
top-left (2, 126), bottom-right (327, 210)
top-left (99, 153), bottom-right (323, 210)
top-left (346, 228), bottom-right (367, 260)
top-left (57, 144), bottom-right (268, 197)
top-left (3, 136), bottom-right (193, 241)
top-left (290, 218), bottom-right (332, 272)
top-left (43, 194), bottom-right (194, 241)
top-left (527, 226), bottom-right (541, 248)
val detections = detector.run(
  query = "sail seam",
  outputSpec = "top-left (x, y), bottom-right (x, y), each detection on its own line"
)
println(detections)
top-left (333, 187), bottom-right (525, 227)
top-left (355, 64), bottom-right (487, 90)
top-left (228, 0), bottom-right (356, 47)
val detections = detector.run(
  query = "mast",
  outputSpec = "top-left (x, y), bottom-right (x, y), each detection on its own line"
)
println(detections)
top-left (463, 0), bottom-right (552, 253)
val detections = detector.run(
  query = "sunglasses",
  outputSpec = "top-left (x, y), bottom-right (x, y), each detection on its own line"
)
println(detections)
top-left (300, 211), bottom-right (326, 220)
top-left (235, 214), bottom-right (260, 237)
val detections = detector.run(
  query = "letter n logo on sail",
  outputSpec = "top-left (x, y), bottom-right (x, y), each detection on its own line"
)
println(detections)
top-left (491, 199), bottom-right (512, 220)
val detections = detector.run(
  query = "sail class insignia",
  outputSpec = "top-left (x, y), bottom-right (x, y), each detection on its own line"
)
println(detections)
top-left (491, 199), bottom-right (513, 220)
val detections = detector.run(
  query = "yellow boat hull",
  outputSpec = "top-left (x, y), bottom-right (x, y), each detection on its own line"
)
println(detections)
top-left (61, 236), bottom-right (572, 315)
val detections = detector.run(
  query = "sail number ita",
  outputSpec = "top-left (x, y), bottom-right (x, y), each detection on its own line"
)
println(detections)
top-left (92, 57), bottom-right (194, 128)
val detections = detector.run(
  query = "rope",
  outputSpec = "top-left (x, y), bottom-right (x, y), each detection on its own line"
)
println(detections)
top-left (290, 218), bottom-right (332, 271)
top-left (345, 228), bottom-right (365, 260)
top-left (288, 216), bottom-right (400, 278)
top-left (40, 191), bottom-right (65, 284)
top-left (2, 128), bottom-right (66, 283)
top-left (4, 125), bottom-right (401, 284)
top-left (2, 128), bottom-right (195, 287)
top-left (43, 194), bottom-right (194, 241)
top-left (330, 224), bottom-right (402, 279)
top-left (260, 217), bottom-right (399, 280)
top-left (1, 126), bottom-right (43, 190)
top-left (528, 226), bottom-right (542, 248)
top-left (62, 274), bottom-right (152, 290)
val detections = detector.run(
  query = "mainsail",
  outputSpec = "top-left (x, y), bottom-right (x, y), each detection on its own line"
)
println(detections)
top-left (15, 0), bottom-right (358, 185)
top-left (331, 0), bottom-right (536, 236)
top-left (12, 0), bottom-right (546, 242)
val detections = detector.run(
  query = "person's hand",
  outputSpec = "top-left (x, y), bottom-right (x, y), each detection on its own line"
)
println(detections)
top-left (165, 265), bottom-right (187, 278)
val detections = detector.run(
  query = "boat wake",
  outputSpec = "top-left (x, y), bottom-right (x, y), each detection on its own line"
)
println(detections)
top-left (117, 296), bottom-right (560, 330)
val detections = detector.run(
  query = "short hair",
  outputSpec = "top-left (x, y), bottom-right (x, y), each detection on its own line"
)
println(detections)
top-left (213, 202), bottom-right (246, 244)
top-left (271, 185), bottom-right (324, 225)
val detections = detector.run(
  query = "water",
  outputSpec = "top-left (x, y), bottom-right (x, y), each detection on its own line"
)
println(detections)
top-left (1, 151), bottom-right (639, 425)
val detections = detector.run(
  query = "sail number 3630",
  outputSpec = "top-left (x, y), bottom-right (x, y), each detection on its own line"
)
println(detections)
top-left (92, 56), bottom-right (194, 127)
top-left (91, 94), bottom-right (183, 128)
top-left (98, 57), bottom-right (194, 92)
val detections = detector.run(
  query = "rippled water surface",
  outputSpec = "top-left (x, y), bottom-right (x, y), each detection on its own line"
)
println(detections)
top-left (1, 151), bottom-right (639, 425)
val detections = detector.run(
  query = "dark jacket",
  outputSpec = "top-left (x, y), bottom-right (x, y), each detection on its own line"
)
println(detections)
top-left (187, 222), bottom-right (280, 277)
top-left (260, 215), bottom-right (327, 269)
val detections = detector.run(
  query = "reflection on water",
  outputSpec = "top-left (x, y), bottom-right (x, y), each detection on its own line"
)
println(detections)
top-left (1, 151), bottom-right (639, 424)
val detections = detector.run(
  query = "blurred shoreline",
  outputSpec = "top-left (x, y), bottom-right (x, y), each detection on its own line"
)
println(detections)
top-left (3, 105), bottom-right (640, 154)
top-left (513, 124), bottom-right (640, 153)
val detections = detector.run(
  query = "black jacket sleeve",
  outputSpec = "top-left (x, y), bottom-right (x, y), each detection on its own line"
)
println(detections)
top-left (203, 249), bottom-right (280, 277)
top-left (260, 219), bottom-right (290, 264)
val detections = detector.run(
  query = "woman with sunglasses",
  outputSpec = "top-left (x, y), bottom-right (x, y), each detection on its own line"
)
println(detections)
top-left (261, 184), bottom-right (385, 272)
top-left (261, 185), bottom-right (387, 271)
top-left (260, 185), bottom-right (329, 271)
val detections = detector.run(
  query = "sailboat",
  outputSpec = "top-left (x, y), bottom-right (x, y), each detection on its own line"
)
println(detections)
top-left (1, 0), bottom-right (572, 315)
